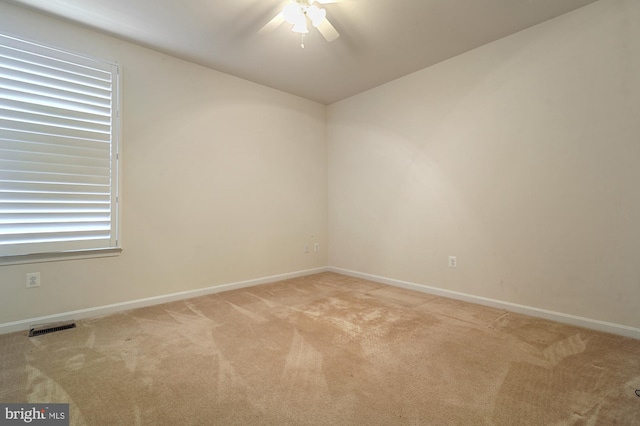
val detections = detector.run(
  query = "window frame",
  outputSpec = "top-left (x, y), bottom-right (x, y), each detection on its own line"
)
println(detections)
top-left (0, 33), bottom-right (122, 266)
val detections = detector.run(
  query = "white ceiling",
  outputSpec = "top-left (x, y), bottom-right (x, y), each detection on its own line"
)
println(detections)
top-left (5, 0), bottom-right (600, 104)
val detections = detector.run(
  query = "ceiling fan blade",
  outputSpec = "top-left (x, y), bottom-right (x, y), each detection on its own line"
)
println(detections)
top-left (316, 18), bottom-right (340, 42)
top-left (258, 12), bottom-right (285, 35)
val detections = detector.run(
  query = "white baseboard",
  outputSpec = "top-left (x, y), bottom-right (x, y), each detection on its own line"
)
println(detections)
top-left (6, 266), bottom-right (638, 341)
top-left (0, 267), bottom-right (328, 336)
top-left (329, 267), bottom-right (640, 340)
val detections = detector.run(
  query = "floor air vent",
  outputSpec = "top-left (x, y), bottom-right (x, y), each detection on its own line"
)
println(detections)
top-left (29, 321), bottom-right (76, 337)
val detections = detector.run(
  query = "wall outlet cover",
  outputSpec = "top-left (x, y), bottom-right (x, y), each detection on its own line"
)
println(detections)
top-left (26, 272), bottom-right (41, 288)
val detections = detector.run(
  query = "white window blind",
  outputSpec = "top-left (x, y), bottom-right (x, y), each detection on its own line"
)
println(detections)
top-left (0, 33), bottom-right (120, 258)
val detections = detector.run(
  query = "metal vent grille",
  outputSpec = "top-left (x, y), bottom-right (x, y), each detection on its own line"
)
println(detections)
top-left (29, 321), bottom-right (76, 337)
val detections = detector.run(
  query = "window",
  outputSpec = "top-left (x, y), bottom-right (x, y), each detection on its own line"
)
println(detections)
top-left (0, 33), bottom-right (120, 263)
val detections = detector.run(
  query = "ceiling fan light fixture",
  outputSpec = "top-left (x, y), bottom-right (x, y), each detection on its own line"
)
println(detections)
top-left (307, 5), bottom-right (326, 27)
top-left (261, 0), bottom-right (339, 45)
top-left (282, 3), bottom-right (303, 24)
top-left (292, 19), bottom-right (309, 34)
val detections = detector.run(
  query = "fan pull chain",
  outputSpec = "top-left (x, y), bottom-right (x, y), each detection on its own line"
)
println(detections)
top-left (301, 33), bottom-right (305, 48)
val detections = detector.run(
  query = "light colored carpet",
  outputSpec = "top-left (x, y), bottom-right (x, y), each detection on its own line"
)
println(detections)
top-left (1, 272), bottom-right (639, 425)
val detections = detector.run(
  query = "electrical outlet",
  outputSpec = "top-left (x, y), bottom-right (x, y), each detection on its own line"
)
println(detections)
top-left (304, 244), bottom-right (309, 253)
top-left (448, 256), bottom-right (457, 268)
top-left (314, 243), bottom-right (320, 252)
top-left (26, 272), bottom-right (41, 288)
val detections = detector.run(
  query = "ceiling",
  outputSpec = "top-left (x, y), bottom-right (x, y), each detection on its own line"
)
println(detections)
top-left (5, 0), bottom-right (600, 104)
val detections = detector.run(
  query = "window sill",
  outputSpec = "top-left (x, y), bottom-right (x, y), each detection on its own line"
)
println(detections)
top-left (0, 248), bottom-right (122, 266)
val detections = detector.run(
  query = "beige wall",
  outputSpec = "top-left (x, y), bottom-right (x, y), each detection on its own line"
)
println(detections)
top-left (328, 0), bottom-right (640, 329)
top-left (0, 3), bottom-right (327, 325)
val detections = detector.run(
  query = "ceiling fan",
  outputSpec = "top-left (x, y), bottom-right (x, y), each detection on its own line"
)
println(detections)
top-left (259, 0), bottom-right (342, 47)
